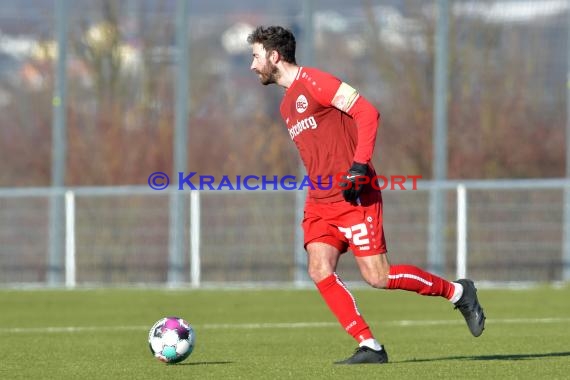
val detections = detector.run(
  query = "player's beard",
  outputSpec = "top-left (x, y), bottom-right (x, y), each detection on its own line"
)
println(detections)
top-left (257, 61), bottom-right (279, 85)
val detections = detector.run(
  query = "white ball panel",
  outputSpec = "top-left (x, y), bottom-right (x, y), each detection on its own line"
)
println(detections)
top-left (176, 339), bottom-right (190, 355)
top-left (162, 330), bottom-right (179, 346)
top-left (150, 337), bottom-right (163, 353)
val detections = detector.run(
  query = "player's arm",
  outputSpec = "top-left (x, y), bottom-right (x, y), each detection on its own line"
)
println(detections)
top-left (303, 68), bottom-right (380, 165)
top-left (332, 83), bottom-right (380, 165)
top-left (336, 91), bottom-right (380, 202)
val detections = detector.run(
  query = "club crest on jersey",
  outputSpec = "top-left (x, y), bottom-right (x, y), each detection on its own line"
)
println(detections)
top-left (295, 94), bottom-right (308, 114)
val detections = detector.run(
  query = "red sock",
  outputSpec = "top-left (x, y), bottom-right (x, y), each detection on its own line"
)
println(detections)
top-left (316, 273), bottom-right (374, 343)
top-left (386, 264), bottom-right (455, 299)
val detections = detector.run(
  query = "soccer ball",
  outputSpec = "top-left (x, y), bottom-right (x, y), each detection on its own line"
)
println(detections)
top-left (148, 317), bottom-right (195, 363)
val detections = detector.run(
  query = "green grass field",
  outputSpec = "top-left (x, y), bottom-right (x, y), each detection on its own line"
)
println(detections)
top-left (1, 285), bottom-right (569, 379)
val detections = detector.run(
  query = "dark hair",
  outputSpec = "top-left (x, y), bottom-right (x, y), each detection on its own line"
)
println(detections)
top-left (247, 26), bottom-right (296, 64)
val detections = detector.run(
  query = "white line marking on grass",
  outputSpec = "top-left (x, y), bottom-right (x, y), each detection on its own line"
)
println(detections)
top-left (202, 322), bottom-right (337, 329)
top-left (1, 317), bottom-right (569, 334)
top-left (387, 318), bottom-right (570, 326)
top-left (1, 326), bottom-right (147, 333)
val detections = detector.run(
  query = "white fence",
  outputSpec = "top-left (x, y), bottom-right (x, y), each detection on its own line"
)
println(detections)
top-left (0, 179), bottom-right (569, 287)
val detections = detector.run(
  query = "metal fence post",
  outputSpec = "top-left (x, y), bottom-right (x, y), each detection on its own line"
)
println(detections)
top-left (65, 190), bottom-right (76, 289)
top-left (48, 0), bottom-right (69, 286)
top-left (293, 0), bottom-right (315, 286)
top-left (428, 0), bottom-right (450, 276)
top-left (168, 0), bottom-right (189, 286)
top-left (456, 184), bottom-right (467, 279)
top-left (190, 190), bottom-right (201, 288)
top-left (563, 5), bottom-right (570, 281)
top-left (562, 186), bottom-right (570, 281)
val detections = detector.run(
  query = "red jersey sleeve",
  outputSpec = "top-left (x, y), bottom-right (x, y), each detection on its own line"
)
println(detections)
top-left (299, 68), bottom-right (342, 107)
top-left (302, 67), bottom-right (380, 165)
top-left (346, 96), bottom-right (381, 164)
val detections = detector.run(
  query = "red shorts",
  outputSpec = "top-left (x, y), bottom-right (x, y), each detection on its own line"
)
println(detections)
top-left (302, 190), bottom-right (387, 256)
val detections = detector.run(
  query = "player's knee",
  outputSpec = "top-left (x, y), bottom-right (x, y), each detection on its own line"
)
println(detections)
top-left (307, 266), bottom-right (333, 283)
top-left (363, 271), bottom-right (389, 289)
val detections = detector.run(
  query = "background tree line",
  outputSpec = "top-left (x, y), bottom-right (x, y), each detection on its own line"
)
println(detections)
top-left (0, 0), bottom-right (565, 187)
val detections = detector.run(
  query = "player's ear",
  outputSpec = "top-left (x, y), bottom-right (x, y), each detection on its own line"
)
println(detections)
top-left (269, 49), bottom-right (280, 64)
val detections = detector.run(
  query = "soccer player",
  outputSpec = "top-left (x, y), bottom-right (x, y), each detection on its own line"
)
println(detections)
top-left (247, 26), bottom-right (485, 364)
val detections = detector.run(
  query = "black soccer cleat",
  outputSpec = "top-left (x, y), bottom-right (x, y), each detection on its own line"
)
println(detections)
top-left (454, 279), bottom-right (486, 337)
top-left (334, 346), bottom-right (389, 365)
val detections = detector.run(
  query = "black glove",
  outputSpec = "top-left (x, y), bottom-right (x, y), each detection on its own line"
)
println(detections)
top-left (339, 162), bottom-right (368, 203)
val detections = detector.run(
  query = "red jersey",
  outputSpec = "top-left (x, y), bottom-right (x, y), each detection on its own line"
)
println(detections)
top-left (280, 67), bottom-right (381, 203)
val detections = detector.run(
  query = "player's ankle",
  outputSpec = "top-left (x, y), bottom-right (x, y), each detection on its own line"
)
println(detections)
top-left (359, 338), bottom-right (382, 351)
top-left (449, 282), bottom-right (464, 303)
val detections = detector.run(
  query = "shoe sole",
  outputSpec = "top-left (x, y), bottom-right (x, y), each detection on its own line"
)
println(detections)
top-left (334, 349), bottom-right (389, 364)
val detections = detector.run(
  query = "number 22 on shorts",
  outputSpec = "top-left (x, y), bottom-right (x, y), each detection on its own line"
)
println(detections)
top-left (338, 223), bottom-right (370, 251)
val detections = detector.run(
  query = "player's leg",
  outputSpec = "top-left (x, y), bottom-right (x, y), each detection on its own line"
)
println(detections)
top-left (306, 241), bottom-right (388, 364)
top-left (304, 200), bottom-right (388, 364)
top-left (356, 254), bottom-right (456, 298)
top-left (307, 241), bottom-right (376, 346)
top-left (352, 190), bottom-right (485, 337)
top-left (351, 191), bottom-right (457, 297)
top-left (355, 253), bottom-right (485, 337)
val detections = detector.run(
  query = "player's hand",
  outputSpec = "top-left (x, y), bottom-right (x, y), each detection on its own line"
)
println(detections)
top-left (339, 162), bottom-right (368, 203)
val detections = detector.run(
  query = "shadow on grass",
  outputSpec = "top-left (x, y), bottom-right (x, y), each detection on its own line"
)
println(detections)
top-left (398, 351), bottom-right (570, 363)
top-left (176, 361), bottom-right (233, 366)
